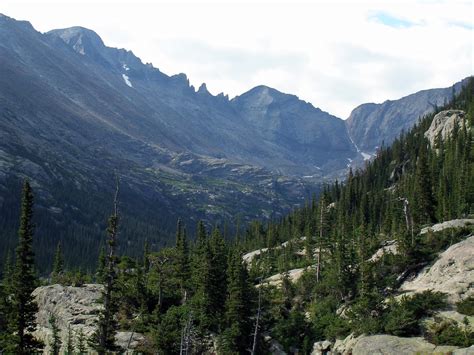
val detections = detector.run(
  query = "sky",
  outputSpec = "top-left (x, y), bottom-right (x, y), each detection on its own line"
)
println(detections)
top-left (2, 0), bottom-right (473, 118)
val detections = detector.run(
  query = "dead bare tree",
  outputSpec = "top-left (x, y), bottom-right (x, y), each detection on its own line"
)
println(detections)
top-left (251, 277), bottom-right (263, 355)
top-left (397, 197), bottom-right (414, 245)
top-left (180, 313), bottom-right (194, 355)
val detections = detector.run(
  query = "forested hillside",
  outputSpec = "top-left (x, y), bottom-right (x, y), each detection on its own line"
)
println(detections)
top-left (0, 79), bottom-right (472, 354)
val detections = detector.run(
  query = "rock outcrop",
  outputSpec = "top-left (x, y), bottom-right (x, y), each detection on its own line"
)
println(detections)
top-left (420, 219), bottom-right (474, 235)
top-left (311, 340), bottom-right (332, 354)
top-left (424, 110), bottom-right (468, 147)
top-left (261, 266), bottom-right (314, 287)
top-left (329, 334), bottom-right (472, 354)
top-left (242, 248), bottom-right (269, 264)
top-left (369, 240), bottom-right (398, 262)
top-left (351, 334), bottom-right (459, 355)
top-left (399, 235), bottom-right (474, 304)
top-left (33, 284), bottom-right (144, 353)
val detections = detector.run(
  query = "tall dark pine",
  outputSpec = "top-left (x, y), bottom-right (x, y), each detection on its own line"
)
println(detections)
top-left (89, 180), bottom-right (121, 353)
top-left (49, 313), bottom-right (61, 355)
top-left (4, 180), bottom-right (43, 353)
top-left (51, 241), bottom-right (64, 284)
top-left (220, 249), bottom-right (252, 353)
top-left (208, 227), bottom-right (228, 325)
top-left (0, 252), bottom-right (13, 344)
top-left (413, 143), bottom-right (437, 225)
top-left (191, 221), bottom-right (213, 329)
top-left (175, 218), bottom-right (189, 302)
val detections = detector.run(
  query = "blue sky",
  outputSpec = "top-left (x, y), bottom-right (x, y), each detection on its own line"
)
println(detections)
top-left (3, 0), bottom-right (473, 118)
top-left (369, 11), bottom-right (419, 28)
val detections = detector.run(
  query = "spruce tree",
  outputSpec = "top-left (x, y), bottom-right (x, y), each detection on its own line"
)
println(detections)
top-left (76, 328), bottom-right (86, 354)
top-left (191, 221), bottom-right (212, 330)
top-left (4, 180), bottom-right (43, 353)
top-left (51, 241), bottom-right (64, 284)
top-left (89, 180), bottom-right (121, 353)
top-left (413, 143), bottom-right (437, 225)
top-left (175, 218), bottom-right (189, 302)
top-left (208, 227), bottom-right (228, 326)
top-left (96, 246), bottom-right (106, 283)
top-left (220, 249), bottom-right (252, 353)
top-left (66, 324), bottom-right (74, 354)
top-left (0, 252), bottom-right (13, 346)
top-left (49, 313), bottom-right (61, 355)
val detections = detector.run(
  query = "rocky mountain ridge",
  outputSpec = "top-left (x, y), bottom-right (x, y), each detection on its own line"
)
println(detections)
top-left (346, 79), bottom-right (469, 153)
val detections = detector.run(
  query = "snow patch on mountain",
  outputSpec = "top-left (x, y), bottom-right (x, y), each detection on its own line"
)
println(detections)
top-left (122, 73), bottom-right (132, 87)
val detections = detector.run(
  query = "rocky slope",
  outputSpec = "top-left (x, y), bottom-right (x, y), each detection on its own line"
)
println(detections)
top-left (399, 234), bottom-right (474, 304)
top-left (0, 14), bottom-right (319, 267)
top-left (32, 284), bottom-right (144, 353)
top-left (326, 334), bottom-right (472, 355)
top-left (309, 227), bottom-right (474, 355)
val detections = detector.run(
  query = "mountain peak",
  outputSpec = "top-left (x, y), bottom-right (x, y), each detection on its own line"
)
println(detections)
top-left (197, 83), bottom-right (210, 95)
top-left (0, 13), bottom-right (35, 31)
top-left (47, 26), bottom-right (105, 56)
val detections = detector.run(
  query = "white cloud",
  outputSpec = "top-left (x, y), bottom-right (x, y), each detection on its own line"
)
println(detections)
top-left (2, 0), bottom-right (473, 118)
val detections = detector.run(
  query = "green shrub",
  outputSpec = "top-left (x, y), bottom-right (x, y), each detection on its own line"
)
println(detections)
top-left (457, 296), bottom-right (474, 316)
top-left (384, 291), bottom-right (448, 336)
top-left (346, 293), bottom-right (384, 336)
top-left (427, 317), bottom-right (474, 347)
top-left (310, 297), bottom-right (350, 341)
top-left (384, 300), bottom-right (418, 336)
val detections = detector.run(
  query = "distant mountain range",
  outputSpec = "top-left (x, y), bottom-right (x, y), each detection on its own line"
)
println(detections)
top-left (346, 79), bottom-right (468, 153)
top-left (0, 13), bottom-right (468, 267)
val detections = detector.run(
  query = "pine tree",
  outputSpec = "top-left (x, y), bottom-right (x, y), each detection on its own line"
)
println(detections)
top-left (49, 313), bottom-right (61, 355)
top-left (220, 249), bottom-right (252, 353)
top-left (413, 143), bottom-right (437, 225)
top-left (51, 241), bottom-right (64, 284)
top-left (66, 324), bottom-right (74, 354)
top-left (89, 179), bottom-right (121, 353)
top-left (208, 227), bottom-right (228, 326)
top-left (191, 221), bottom-right (213, 330)
top-left (76, 328), bottom-right (86, 354)
top-left (175, 218), bottom-right (189, 303)
top-left (0, 252), bottom-right (13, 345)
top-left (96, 246), bottom-right (106, 283)
top-left (4, 180), bottom-right (43, 354)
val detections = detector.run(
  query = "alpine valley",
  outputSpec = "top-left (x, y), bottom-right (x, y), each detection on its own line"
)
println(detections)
top-left (0, 12), bottom-right (473, 355)
top-left (0, 14), bottom-right (469, 269)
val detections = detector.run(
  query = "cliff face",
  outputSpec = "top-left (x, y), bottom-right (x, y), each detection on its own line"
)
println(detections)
top-left (424, 110), bottom-right (468, 147)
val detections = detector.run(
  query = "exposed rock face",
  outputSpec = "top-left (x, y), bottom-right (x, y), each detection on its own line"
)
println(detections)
top-left (33, 284), bottom-right (144, 353)
top-left (242, 237), bottom-right (307, 265)
top-left (369, 240), bottom-right (398, 262)
top-left (331, 334), bottom-right (472, 355)
top-left (262, 266), bottom-right (313, 287)
top-left (242, 248), bottom-right (269, 264)
top-left (263, 333), bottom-right (287, 354)
top-left (420, 219), bottom-right (474, 235)
top-left (399, 235), bottom-right (474, 304)
top-left (351, 335), bottom-right (458, 355)
top-left (424, 110), bottom-right (468, 147)
top-left (311, 340), bottom-right (332, 355)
